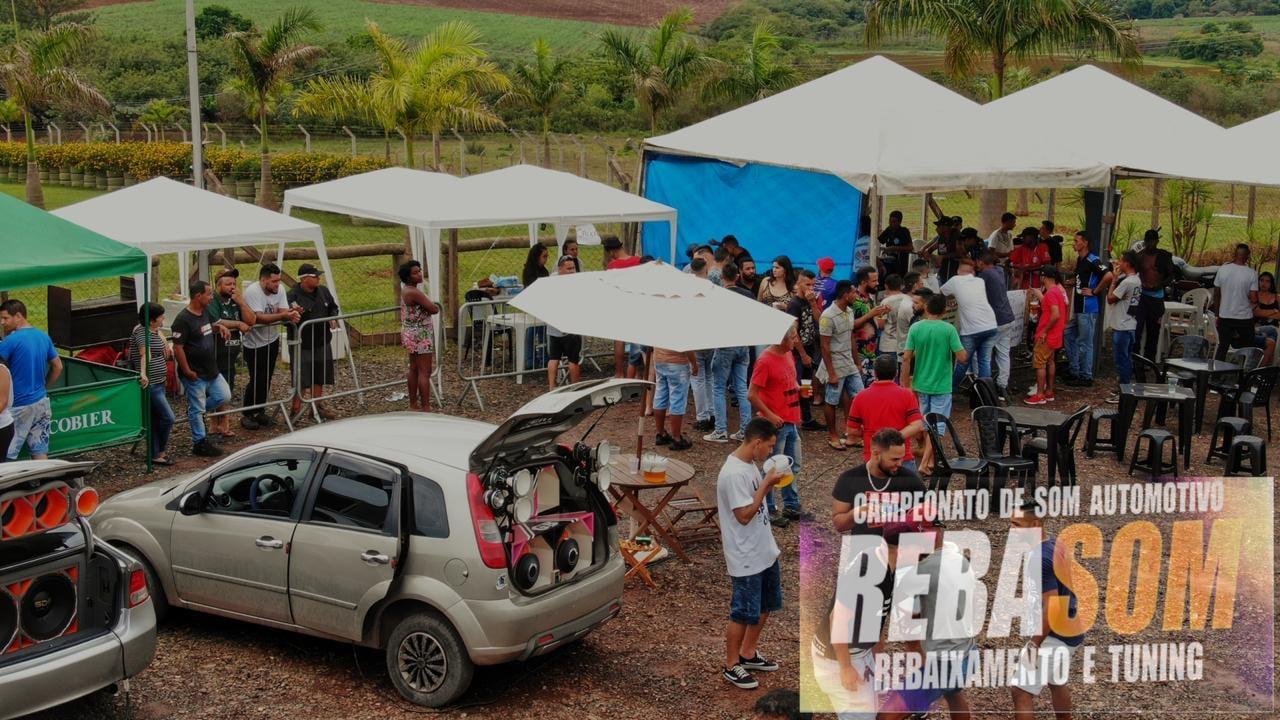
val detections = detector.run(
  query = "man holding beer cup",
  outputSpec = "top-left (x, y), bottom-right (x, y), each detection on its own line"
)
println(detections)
top-left (748, 325), bottom-right (810, 525)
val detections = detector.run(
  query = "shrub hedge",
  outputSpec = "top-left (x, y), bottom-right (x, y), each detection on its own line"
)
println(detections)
top-left (0, 142), bottom-right (389, 184)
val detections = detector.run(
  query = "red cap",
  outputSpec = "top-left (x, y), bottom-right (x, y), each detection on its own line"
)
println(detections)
top-left (817, 257), bottom-right (836, 272)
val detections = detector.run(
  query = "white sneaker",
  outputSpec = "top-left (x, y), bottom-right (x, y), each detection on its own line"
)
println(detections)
top-left (703, 430), bottom-right (729, 443)
top-left (729, 430), bottom-right (745, 441)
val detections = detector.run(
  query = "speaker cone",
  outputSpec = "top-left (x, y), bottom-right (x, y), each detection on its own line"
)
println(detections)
top-left (555, 538), bottom-right (579, 574)
top-left (19, 573), bottom-right (76, 641)
top-left (0, 587), bottom-right (16, 652)
top-left (514, 553), bottom-right (540, 591)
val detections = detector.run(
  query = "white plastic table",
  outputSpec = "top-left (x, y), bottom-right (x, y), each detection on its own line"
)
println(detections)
top-left (483, 312), bottom-right (545, 384)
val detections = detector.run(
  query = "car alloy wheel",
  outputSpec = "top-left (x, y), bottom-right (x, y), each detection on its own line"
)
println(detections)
top-left (397, 631), bottom-right (448, 693)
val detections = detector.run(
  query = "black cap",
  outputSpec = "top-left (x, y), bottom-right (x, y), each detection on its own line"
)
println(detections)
top-left (933, 217), bottom-right (949, 226)
top-left (603, 237), bottom-right (623, 251)
top-left (297, 263), bottom-right (323, 278)
top-left (960, 227), bottom-right (979, 239)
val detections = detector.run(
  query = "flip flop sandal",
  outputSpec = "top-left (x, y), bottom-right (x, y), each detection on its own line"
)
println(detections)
top-left (826, 439), bottom-right (847, 451)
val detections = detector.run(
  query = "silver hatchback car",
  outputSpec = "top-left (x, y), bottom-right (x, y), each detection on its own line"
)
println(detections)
top-left (92, 379), bottom-right (643, 707)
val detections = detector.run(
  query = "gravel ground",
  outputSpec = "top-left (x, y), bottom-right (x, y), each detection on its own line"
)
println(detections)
top-left (18, 348), bottom-right (1280, 720)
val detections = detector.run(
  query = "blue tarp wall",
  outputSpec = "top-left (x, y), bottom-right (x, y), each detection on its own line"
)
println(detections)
top-left (641, 152), bottom-right (863, 278)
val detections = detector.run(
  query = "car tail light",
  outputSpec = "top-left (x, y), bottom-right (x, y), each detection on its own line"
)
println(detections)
top-left (466, 473), bottom-right (507, 569)
top-left (127, 569), bottom-right (149, 608)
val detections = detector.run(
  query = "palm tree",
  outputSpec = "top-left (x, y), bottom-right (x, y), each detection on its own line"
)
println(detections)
top-left (865, 0), bottom-right (1140, 230)
top-left (600, 7), bottom-right (714, 134)
top-left (224, 6), bottom-right (322, 207)
top-left (702, 22), bottom-right (798, 104)
top-left (0, 23), bottom-right (108, 208)
top-left (865, 0), bottom-right (1140, 100)
top-left (295, 20), bottom-right (508, 171)
top-left (505, 38), bottom-right (570, 167)
top-left (135, 99), bottom-right (184, 141)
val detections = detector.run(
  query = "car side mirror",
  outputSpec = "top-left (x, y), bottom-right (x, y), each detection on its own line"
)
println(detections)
top-left (178, 491), bottom-right (203, 516)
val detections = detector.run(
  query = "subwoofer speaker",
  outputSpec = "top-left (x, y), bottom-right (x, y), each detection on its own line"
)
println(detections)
top-left (514, 553), bottom-right (540, 591)
top-left (555, 538), bottom-right (579, 574)
top-left (3, 565), bottom-right (79, 654)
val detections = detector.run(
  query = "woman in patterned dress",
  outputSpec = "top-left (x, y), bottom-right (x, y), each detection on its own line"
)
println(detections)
top-left (399, 260), bottom-right (439, 412)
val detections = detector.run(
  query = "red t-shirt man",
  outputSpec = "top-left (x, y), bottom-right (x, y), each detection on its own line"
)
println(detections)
top-left (846, 380), bottom-right (923, 461)
top-left (1037, 283), bottom-right (1068, 350)
top-left (606, 256), bottom-right (642, 270)
top-left (749, 346), bottom-right (801, 426)
top-left (1010, 242), bottom-right (1051, 289)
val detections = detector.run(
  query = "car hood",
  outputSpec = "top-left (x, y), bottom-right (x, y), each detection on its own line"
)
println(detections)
top-left (101, 471), bottom-right (197, 508)
top-left (468, 378), bottom-right (648, 473)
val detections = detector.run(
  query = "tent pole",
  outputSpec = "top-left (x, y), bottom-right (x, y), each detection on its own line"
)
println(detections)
top-left (1092, 171), bottom-right (1119, 378)
top-left (143, 274), bottom-right (152, 474)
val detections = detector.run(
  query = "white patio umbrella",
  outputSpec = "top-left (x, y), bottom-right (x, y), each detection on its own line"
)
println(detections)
top-left (509, 262), bottom-right (795, 351)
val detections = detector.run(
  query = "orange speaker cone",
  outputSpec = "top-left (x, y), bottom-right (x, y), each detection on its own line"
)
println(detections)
top-left (34, 488), bottom-right (70, 529)
top-left (1, 498), bottom-right (35, 539)
top-left (74, 488), bottom-right (99, 518)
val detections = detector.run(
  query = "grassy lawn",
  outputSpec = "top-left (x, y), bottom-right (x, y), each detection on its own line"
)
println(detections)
top-left (89, 0), bottom-right (612, 55)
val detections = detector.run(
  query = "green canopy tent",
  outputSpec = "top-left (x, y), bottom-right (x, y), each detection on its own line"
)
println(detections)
top-left (0, 192), bottom-right (151, 463)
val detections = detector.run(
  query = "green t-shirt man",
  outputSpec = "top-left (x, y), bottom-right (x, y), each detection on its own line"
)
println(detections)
top-left (903, 317), bottom-right (963, 396)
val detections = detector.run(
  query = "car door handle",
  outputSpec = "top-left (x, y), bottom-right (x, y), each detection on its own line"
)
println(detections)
top-left (360, 550), bottom-right (390, 565)
top-left (255, 537), bottom-right (284, 550)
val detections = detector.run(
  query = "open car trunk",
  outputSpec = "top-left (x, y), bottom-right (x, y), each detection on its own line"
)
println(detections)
top-left (470, 379), bottom-right (646, 596)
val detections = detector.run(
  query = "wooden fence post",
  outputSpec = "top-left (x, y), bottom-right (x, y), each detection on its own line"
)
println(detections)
top-left (1247, 186), bottom-right (1257, 229)
top-left (448, 229), bottom-right (460, 337)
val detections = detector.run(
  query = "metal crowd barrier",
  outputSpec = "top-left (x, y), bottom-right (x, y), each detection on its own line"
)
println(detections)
top-left (455, 297), bottom-right (609, 410)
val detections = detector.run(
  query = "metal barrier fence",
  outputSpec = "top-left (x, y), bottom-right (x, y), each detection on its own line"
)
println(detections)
top-left (454, 297), bottom-right (610, 410)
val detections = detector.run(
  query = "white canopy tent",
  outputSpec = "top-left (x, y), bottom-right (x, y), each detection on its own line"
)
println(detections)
top-left (53, 176), bottom-right (328, 296)
top-left (283, 164), bottom-right (678, 351)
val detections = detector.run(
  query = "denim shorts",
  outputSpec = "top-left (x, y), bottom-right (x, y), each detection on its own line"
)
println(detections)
top-left (729, 559), bottom-right (783, 625)
top-left (824, 373), bottom-right (862, 406)
top-left (625, 343), bottom-right (649, 367)
top-left (653, 362), bottom-right (691, 414)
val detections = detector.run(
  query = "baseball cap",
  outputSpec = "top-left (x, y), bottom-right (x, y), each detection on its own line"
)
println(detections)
top-left (882, 509), bottom-right (940, 546)
top-left (602, 237), bottom-right (623, 251)
top-left (960, 227), bottom-right (979, 239)
top-left (932, 217), bottom-right (949, 226)
top-left (816, 257), bottom-right (835, 272)
top-left (297, 263), bottom-right (323, 278)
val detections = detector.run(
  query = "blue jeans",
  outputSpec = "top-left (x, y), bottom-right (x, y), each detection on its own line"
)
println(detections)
top-left (182, 374), bottom-right (230, 445)
top-left (956, 327), bottom-right (998, 385)
top-left (711, 346), bottom-right (750, 435)
top-left (918, 393), bottom-right (953, 432)
top-left (689, 349), bottom-right (715, 422)
top-left (766, 422), bottom-right (802, 513)
top-left (1065, 312), bottom-right (1099, 380)
top-left (1113, 329), bottom-right (1135, 385)
top-left (148, 384), bottom-right (175, 458)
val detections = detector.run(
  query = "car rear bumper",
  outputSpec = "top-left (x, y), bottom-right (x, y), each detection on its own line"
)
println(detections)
top-left (462, 552), bottom-right (624, 665)
top-left (0, 600), bottom-right (157, 720)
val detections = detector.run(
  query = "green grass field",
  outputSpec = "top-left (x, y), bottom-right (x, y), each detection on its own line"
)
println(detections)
top-left (89, 0), bottom-right (613, 56)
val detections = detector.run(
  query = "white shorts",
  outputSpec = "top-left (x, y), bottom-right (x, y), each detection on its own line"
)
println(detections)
top-left (810, 644), bottom-right (879, 719)
top-left (1010, 636), bottom-right (1080, 696)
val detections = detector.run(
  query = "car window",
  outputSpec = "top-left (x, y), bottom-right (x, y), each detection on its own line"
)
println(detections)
top-left (206, 453), bottom-right (314, 519)
top-left (308, 454), bottom-right (398, 533)
top-left (410, 474), bottom-right (448, 539)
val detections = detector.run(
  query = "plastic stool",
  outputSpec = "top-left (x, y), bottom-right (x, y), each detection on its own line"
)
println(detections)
top-left (1207, 417), bottom-right (1251, 465)
top-left (1085, 408), bottom-right (1120, 459)
top-left (1225, 435), bottom-right (1267, 477)
top-left (1127, 428), bottom-right (1179, 478)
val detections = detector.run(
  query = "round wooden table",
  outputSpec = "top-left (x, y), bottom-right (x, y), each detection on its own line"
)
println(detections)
top-left (607, 454), bottom-right (697, 586)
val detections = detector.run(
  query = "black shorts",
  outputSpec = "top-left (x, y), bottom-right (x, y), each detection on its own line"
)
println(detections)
top-left (297, 349), bottom-right (334, 387)
top-left (548, 334), bottom-right (582, 363)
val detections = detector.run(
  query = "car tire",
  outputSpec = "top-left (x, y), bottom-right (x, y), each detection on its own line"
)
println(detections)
top-left (385, 612), bottom-right (473, 708)
top-left (116, 547), bottom-right (168, 624)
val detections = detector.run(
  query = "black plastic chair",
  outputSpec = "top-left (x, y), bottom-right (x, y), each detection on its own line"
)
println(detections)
top-left (1217, 366), bottom-right (1278, 439)
top-left (1209, 347), bottom-right (1264, 397)
top-left (970, 376), bottom-right (1003, 409)
top-left (1132, 353), bottom-right (1171, 426)
top-left (1022, 405), bottom-right (1090, 487)
top-left (923, 412), bottom-right (988, 493)
top-left (971, 406), bottom-right (1036, 492)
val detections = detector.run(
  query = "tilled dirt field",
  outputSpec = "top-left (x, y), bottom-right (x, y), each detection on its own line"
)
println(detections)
top-left (18, 348), bottom-right (1280, 719)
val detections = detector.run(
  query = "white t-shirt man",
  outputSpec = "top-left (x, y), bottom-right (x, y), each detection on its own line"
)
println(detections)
top-left (242, 281), bottom-right (289, 350)
top-left (878, 293), bottom-right (916, 354)
top-left (1108, 274), bottom-right (1141, 332)
top-left (716, 454), bottom-right (779, 577)
top-left (987, 228), bottom-right (1014, 256)
top-left (940, 274), bottom-right (998, 336)
top-left (1214, 262), bottom-right (1259, 320)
